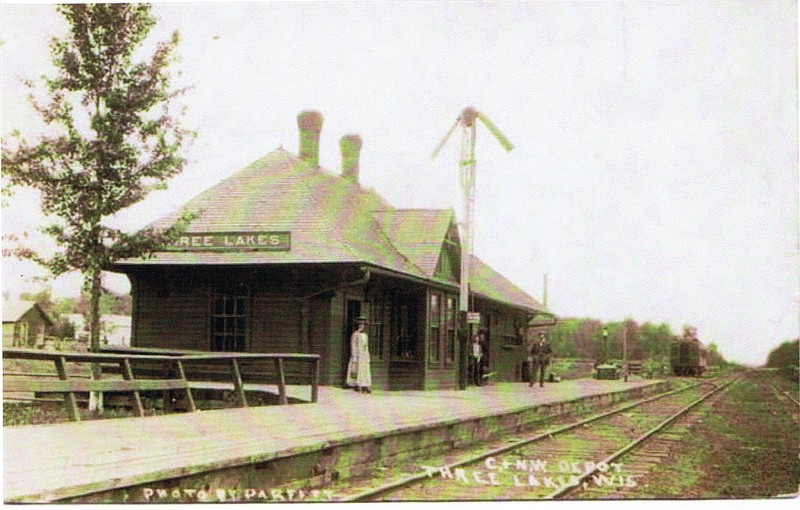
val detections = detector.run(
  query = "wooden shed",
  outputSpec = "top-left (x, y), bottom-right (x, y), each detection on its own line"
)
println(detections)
top-left (112, 111), bottom-right (551, 390)
top-left (2, 298), bottom-right (54, 348)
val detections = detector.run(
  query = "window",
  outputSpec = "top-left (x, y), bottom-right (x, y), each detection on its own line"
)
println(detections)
top-left (429, 293), bottom-right (441, 364)
top-left (211, 294), bottom-right (247, 352)
top-left (392, 301), bottom-right (417, 360)
top-left (445, 296), bottom-right (456, 365)
top-left (370, 320), bottom-right (384, 360)
top-left (369, 296), bottom-right (385, 361)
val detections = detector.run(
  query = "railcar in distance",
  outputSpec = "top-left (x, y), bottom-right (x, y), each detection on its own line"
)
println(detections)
top-left (670, 335), bottom-right (708, 376)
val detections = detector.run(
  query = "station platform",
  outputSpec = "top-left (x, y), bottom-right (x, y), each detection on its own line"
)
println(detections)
top-left (3, 378), bottom-right (670, 502)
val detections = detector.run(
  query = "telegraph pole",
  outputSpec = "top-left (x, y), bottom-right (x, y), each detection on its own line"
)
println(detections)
top-left (622, 323), bottom-right (628, 381)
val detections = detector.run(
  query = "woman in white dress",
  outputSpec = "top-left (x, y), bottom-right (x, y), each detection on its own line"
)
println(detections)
top-left (346, 317), bottom-right (372, 393)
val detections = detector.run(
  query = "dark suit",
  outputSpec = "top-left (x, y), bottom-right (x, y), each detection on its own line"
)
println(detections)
top-left (528, 339), bottom-right (552, 387)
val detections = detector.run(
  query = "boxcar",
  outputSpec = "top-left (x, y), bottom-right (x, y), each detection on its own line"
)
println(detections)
top-left (670, 337), bottom-right (708, 376)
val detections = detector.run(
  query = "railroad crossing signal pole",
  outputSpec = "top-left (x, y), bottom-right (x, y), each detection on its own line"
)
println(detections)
top-left (457, 112), bottom-right (478, 390)
top-left (432, 107), bottom-right (513, 389)
top-left (459, 112), bottom-right (477, 316)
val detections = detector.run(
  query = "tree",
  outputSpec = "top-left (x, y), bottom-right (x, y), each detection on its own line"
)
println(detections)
top-left (545, 318), bottom-right (580, 358)
top-left (706, 342), bottom-right (726, 367)
top-left (2, 4), bottom-right (194, 408)
top-left (639, 322), bottom-right (673, 362)
top-left (766, 339), bottom-right (799, 369)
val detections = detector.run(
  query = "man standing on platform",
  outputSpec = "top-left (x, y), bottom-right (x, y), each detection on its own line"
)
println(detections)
top-left (470, 331), bottom-right (484, 386)
top-left (528, 332), bottom-right (553, 388)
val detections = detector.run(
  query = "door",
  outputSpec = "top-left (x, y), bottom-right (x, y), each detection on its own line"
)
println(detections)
top-left (342, 299), bottom-right (362, 383)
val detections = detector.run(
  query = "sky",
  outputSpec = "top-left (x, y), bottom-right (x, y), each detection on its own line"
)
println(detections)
top-left (1, 1), bottom-right (797, 366)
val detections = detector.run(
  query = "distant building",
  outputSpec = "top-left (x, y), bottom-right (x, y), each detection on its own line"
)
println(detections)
top-left (2, 298), bottom-right (54, 348)
top-left (112, 111), bottom-right (552, 390)
top-left (64, 313), bottom-right (132, 346)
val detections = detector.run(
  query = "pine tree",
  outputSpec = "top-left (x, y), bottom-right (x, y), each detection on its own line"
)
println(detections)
top-left (2, 4), bottom-right (195, 408)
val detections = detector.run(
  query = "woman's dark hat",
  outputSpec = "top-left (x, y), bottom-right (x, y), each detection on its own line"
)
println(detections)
top-left (355, 316), bottom-right (368, 324)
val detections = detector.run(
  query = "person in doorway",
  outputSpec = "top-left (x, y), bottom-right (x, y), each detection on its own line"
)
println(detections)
top-left (528, 332), bottom-right (553, 388)
top-left (470, 330), bottom-right (485, 386)
top-left (346, 317), bottom-right (372, 393)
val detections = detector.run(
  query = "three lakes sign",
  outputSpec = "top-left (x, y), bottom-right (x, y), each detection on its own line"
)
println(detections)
top-left (166, 232), bottom-right (291, 251)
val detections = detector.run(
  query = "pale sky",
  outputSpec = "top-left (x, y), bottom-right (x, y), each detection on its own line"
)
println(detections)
top-left (2, 1), bottom-right (797, 366)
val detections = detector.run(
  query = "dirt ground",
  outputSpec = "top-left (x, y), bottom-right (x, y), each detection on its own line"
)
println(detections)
top-left (634, 370), bottom-right (799, 499)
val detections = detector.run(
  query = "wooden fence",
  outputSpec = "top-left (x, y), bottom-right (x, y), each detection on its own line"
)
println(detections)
top-left (3, 348), bottom-right (320, 422)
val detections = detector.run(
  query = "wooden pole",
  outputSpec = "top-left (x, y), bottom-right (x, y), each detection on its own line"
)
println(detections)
top-left (275, 358), bottom-right (288, 405)
top-left (55, 356), bottom-right (80, 422)
top-left (121, 358), bottom-right (145, 417)
top-left (230, 358), bottom-right (248, 407)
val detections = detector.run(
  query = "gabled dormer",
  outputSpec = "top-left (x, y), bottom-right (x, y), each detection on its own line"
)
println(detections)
top-left (434, 219), bottom-right (461, 283)
top-left (373, 209), bottom-right (458, 281)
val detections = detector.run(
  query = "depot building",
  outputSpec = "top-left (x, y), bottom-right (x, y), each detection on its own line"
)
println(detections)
top-left (112, 111), bottom-right (552, 390)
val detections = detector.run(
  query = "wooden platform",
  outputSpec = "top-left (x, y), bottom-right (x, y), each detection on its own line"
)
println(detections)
top-left (3, 379), bottom-right (666, 502)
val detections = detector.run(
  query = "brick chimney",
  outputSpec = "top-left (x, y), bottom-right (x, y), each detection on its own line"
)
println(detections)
top-left (297, 110), bottom-right (323, 168)
top-left (340, 134), bottom-right (362, 183)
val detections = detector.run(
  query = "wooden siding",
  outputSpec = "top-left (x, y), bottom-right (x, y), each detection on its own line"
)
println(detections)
top-left (307, 296), bottom-right (332, 384)
top-left (389, 361), bottom-right (423, 390)
top-left (124, 265), bottom-right (536, 391)
top-left (249, 299), bottom-right (302, 353)
top-left (133, 283), bottom-right (209, 351)
top-left (424, 366), bottom-right (458, 390)
top-left (476, 300), bottom-right (529, 383)
top-left (327, 293), bottom-right (345, 385)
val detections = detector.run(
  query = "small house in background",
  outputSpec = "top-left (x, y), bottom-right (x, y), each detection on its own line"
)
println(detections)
top-left (101, 315), bottom-right (132, 346)
top-left (64, 313), bottom-right (132, 347)
top-left (2, 298), bottom-right (54, 348)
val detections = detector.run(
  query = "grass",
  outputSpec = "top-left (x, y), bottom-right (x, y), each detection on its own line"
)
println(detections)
top-left (2, 400), bottom-right (151, 426)
top-left (631, 372), bottom-right (800, 498)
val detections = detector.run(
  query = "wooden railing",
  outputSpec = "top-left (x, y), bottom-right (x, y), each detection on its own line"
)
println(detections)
top-left (3, 347), bottom-right (320, 422)
top-left (100, 346), bottom-right (321, 405)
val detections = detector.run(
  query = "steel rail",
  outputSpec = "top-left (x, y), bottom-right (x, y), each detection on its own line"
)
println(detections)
top-left (546, 377), bottom-right (738, 499)
top-left (343, 380), bottom-right (709, 502)
top-left (770, 384), bottom-right (799, 407)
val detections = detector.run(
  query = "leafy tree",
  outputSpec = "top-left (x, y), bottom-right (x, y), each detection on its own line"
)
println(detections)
top-left (2, 4), bottom-right (194, 363)
top-left (638, 322), bottom-right (673, 362)
top-left (545, 318), bottom-right (580, 358)
top-left (73, 286), bottom-right (131, 317)
top-left (706, 342), bottom-right (725, 367)
top-left (19, 288), bottom-right (57, 315)
top-left (766, 339), bottom-right (799, 369)
top-left (606, 318), bottom-right (642, 361)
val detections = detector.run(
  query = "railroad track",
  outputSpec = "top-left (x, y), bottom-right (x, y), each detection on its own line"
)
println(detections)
top-left (335, 377), bottom-right (736, 501)
top-left (770, 383), bottom-right (799, 407)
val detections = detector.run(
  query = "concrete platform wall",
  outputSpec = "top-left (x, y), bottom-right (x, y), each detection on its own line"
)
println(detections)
top-left (68, 380), bottom-right (672, 503)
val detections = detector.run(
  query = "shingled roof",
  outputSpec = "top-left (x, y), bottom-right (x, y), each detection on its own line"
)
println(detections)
top-left (373, 209), bottom-right (456, 279)
top-left (469, 256), bottom-right (544, 311)
top-left (116, 146), bottom-right (547, 313)
top-left (2, 298), bottom-right (54, 325)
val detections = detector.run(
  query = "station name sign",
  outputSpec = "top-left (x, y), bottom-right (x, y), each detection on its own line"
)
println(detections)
top-left (166, 232), bottom-right (291, 251)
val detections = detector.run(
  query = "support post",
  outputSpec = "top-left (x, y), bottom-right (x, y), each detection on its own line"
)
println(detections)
top-left (311, 357), bottom-right (319, 403)
top-left (121, 358), bottom-right (145, 417)
top-left (275, 357), bottom-right (288, 405)
top-left (55, 356), bottom-right (80, 422)
top-left (230, 358), bottom-right (248, 407)
top-left (175, 360), bottom-right (196, 411)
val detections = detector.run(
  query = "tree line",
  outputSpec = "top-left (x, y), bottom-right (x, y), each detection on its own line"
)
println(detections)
top-left (765, 338), bottom-right (799, 375)
top-left (545, 317), bottom-right (728, 367)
